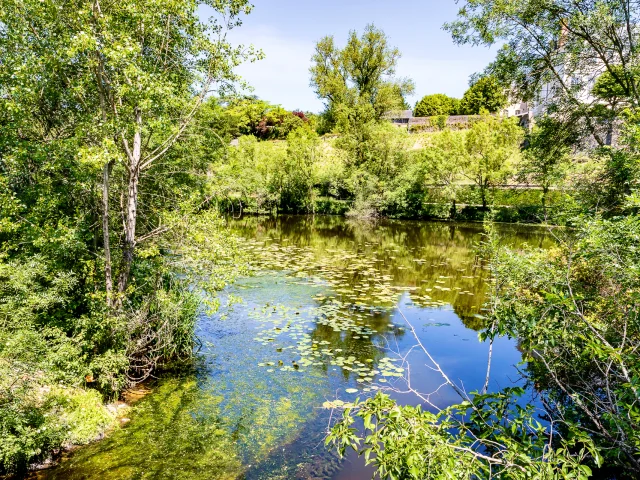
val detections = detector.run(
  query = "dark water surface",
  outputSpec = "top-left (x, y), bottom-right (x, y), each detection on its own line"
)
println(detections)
top-left (39, 216), bottom-right (552, 480)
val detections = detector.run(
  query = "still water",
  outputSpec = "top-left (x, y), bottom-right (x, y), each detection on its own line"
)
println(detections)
top-left (39, 216), bottom-right (552, 480)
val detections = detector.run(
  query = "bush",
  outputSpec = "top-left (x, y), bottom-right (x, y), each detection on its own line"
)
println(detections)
top-left (414, 94), bottom-right (460, 117)
top-left (327, 216), bottom-right (640, 478)
top-left (459, 76), bottom-right (507, 114)
top-left (314, 198), bottom-right (351, 215)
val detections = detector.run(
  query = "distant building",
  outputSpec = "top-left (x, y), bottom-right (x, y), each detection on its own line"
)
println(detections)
top-left (502, 101), bottom-right (533, 128)
top-left (386, 110), bottom-right (484, 132)
top-left (387, 110), bottom-right (413, 125)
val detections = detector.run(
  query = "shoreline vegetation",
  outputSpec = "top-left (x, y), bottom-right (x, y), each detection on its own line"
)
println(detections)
top-left (1, 0), bottom-right (639, 479)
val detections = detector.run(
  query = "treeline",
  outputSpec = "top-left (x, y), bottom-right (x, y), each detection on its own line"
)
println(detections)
top-left (413, 76), bottom-right (507, 117)
top-left (199, 101), bottom-right (630, 224)
top-left (197, 24), bottom-right (634, 225)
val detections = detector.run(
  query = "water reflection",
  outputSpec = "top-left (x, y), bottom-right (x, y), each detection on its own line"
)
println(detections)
top-left (39, 216), bottom-right (552, 480)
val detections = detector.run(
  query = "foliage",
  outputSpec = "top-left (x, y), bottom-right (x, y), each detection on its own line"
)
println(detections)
top-left (327, 214), bottom-right (640, 478)
top-left (518, 116), bottom-right (575, 211)
top-left (310, 24), bottom-right (414, 131)
top-left (463, 115), bottom-right (523, 208)
top-left (421, 130), bottom-right (467, 215)
top-left (215, 97), bottom-right (312, 140)
top-left (488, 215), bottom-right (640, 476)
top-left (0, 0), bottom-right (255, 472)
top-left (459, 76), bottom-right (507, 114)
top-left (203, 114), bottom-right (552, 220)
top-left (414, 94), bottom-right (460, 117)
top-left (592, 65), bottom-right (635, 112)
top-left (327, 389), bottom-right (598, 479)
top-left (445, 0), bottom-right (640, 146)
top-left (209, 128), bottom-right (324, 214)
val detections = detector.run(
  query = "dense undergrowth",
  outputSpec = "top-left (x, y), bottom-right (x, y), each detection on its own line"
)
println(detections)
top-left (204, 110), bottom-right (626, 224)
top-left (0, 0), bottom-right (252, 474)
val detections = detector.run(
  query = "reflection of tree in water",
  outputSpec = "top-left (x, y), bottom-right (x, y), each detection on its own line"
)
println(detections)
top-left (233, 215), bottom-right (552, 334)
top-left (227, 215), bottom-right (553, 476)
top-left (306, 303), bottom-right (403, 382)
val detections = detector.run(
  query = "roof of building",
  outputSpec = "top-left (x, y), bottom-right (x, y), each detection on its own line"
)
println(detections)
top-left (385, 109), bottom-right (413, 119)
top-left (396, 110), bottom-right (413, 118)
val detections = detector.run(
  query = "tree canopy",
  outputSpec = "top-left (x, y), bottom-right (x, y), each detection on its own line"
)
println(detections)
top-left (0, 0), bottom-right (255, 472)
top-left (445, 0), bottom-right (640, 144)
top-left (414, 94), bottom-right (461, 117)
top-left (459, 76), bottom-right (507, 114)
top-left (310, 24), bottom-right (414, 129)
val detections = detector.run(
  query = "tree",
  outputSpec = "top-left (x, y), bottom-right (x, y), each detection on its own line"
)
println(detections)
top-left (1, 0), bottom-right (255, 306)
top-left (518, 116), bottom-right (575, 213)
top-left (445, 0), bottom-right (640, 146)
top-left (422, 130), bottom-right (467, 216)
top-left (463, 116), bottom-right (522, 208)
top-left (326, 216), bottom-right (640, 478)
top-left (221, 98), bottom-right (308, 140)
top-left (0, 0), bottom-right (255, 470)
top-left (414, 94), bottom-right (460, 117)
top-left (592, 66), bottom-right (634, 112)
top-left (279, 128), bottom-right (319, 212)
top-left (310, 24), bottom-right (414, 128)
top-left (0, 0), bottom-right (255, 305)
top-left (591, 65), bottom-right (636, 145)
top-left (459, 76), bottom-right (507, 114)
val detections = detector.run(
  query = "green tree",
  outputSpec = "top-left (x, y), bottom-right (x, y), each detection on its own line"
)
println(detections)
top-left (414, 93), bottom-right (460, 117)
top-left (518, 116), bottom-right (575, 213)
top-left (327, 215), bottom-right (640, 478)
top-left (279, 128), bottom-right (319, 212)
top-left (0, 0), bottom-right (255, 471)
top-left (592, 66), bottom-right (635, 112)
top-left (445, 0), bottom-right (640, 145)
top-left (0, 0), bottom-right (255, 305)
top-left (488, 215), bottom-right (640, 475)
top-left (310, 24), bottom-right (414, 128)
top-left (459, 76), bottom-right (507, 114)
top-left (221, 97), bottom-right (308, 140)
top-left (463, 116), bottom-right (522, 208)
top-left (422, 130), bottom-right (467, 216)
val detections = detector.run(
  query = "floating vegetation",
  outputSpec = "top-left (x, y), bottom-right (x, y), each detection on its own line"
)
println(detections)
top-left (234, 222), bottom-right (501, 394)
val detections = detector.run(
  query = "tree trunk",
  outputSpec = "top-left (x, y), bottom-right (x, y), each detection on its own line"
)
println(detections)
top-left (118, 108), bottom-right (142, 295)
top-left (102, 160), bottom-right (114, 306)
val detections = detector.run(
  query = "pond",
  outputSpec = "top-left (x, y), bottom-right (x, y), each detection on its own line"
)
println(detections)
top-left (37, 216), bottom-right (553, 480)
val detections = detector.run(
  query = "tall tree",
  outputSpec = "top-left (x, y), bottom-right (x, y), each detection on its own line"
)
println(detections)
top-left (0, 0), bottom-right (256, 307)
top-left (518, 116), bottom-right (576, 212)
top-left (459, 76), bottom-right (507, 114)
top-left (463, 115), bottom-right (523, 208)
top-left (422, 130), bottom-right (467, 216)
top-left (309, 24), bottom-right (414, 128)
top-left (414, 94), bottom-right (461, 117)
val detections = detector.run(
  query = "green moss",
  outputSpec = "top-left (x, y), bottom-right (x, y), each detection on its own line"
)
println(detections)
top-left (41, 378), bottom-right (243, 479)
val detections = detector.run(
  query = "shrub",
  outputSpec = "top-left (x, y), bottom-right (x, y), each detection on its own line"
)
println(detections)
top-left (414, 94), bottom-right (460, 117)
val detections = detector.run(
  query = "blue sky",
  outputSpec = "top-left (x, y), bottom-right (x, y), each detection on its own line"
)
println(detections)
top-left (215, 1), bottom-right (498, 112)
